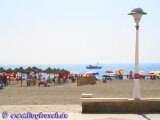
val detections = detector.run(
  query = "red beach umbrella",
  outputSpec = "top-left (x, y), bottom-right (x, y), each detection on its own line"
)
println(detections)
top-left (124, 74), bottom-right (131, 76)
top-left (105, 70), bottom-right (113, 73)
top-left (63, 74), bottom-right (68, 76)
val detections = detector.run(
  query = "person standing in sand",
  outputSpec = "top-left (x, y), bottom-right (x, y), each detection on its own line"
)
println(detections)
top-left (2, 73), bottom-right (8, 87)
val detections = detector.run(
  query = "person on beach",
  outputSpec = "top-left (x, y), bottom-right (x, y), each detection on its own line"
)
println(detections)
top-left (59, 74), bottom-right (64, 84)
top-left (0, 74), bottom-right (3, 89)
top-left (2, 73), bottom-right (8, 87)
top-left (129, 70), bottom-right (133, 79)
top-left (0, 74), bottom-right (3, 81)
top-left (103, 77), bottom-right (107, 83)
top-left (71, 76), bottom-right (75, 83)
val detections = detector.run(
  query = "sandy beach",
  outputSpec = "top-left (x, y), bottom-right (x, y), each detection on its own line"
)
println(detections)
top-left (1, 80), bottom-right (160, 105)
top-left (1, 80), bottom-right (160, 120)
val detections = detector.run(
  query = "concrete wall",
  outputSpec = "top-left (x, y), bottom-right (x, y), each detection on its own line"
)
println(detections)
top-left (77, 76), bottom-right (96, 86)
top-left (81, 98), bottom-right (160, 113)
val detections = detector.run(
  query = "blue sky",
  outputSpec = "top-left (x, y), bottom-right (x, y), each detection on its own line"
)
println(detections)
top-left (0, 0), bottom-right (159, 64)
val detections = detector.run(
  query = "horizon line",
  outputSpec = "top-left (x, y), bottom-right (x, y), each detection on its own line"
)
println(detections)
top-left (0, 63), bottom-right (160, 65)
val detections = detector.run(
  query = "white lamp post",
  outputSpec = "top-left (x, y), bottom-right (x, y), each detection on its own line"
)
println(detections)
top-left (128, 8), bottom-right (147, 100)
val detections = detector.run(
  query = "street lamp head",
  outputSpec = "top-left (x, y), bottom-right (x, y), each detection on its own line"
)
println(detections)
top-left (128, 8), bottom-right (147, 24)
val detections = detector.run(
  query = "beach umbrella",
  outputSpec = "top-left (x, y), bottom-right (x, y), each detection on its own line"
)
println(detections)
top-left (31, 66), bottom-right (42, 79)
top-left (86, 71), bottom-right (99, 75)
top-left (70, 72), bottom-right (79, 75)
top-left (124, 74), bottom-right (132, 79)
top-left (6, 68), bottom-right (13, 74)
top-left (10, 73), bottom-right (15, 77)
top-left (63, 74), bottom-right (69, 76)
top-left (86, 71), bottom-right (93, 74)
top-left (108, 73), bottom-right (117, 77)
top-left (37, 68), bottom-right (44, 80)
top-left (60, 69), bottom-right (70, 74)
top-left (31, 66), bottom-right (39, 74)
top-left (103, 72), bottom-right (117, 77)
top-left (37, 68), bottom-right (43, 73)
top-left (52, 68), bottom-right (57, 74)
top-left (45, 67), bottom-right (53, 79)
top-left (13, 67), bottom-right (26, 74)
top-left (53, 68), bottom-right (61, 74)
top-left (92, 72), bottom-right (99, 75)
top-left (25, 67), bottom-right (34, 79)
top-left (103, 75), bottom-right (110, 77)
top-left (0, 67), bottom-right (6, 73)
top-left (105, 70), bottom-right (113, 73)
top-left (15, 67), bottom-right (26, 87)
top-left (19, 67), bottom-right (26, 87)
top-left (155, 71), bottom-right (160, 76)
top-left (117, 69), bottom-right (124, 75)
top-left (103, 74), bottom-right (116, 78)
top-left (6, 68), bottom-right (13, 84)
top-left (124, 74), bottom-right (132, 76)
top-left (149, 71), bottom-right (155, 75)
top-left (18, 67), bottom-right (26, 73)
top-left (25, 67), bottom-right (32, 74)
top-left (13, 68), bottom-right (19, 74)
top-left (45, 67), bottom-right (53, 74)
top-left (139, 71), bottom-right (145, 75)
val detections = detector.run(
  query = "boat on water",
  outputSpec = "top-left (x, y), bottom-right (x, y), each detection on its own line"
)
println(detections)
top-left (92, 72), bottom-right (99, 75)
top-left (86, 63), bottom-right (102, 69)
top-left (86, 71), bottom-right (99, 75)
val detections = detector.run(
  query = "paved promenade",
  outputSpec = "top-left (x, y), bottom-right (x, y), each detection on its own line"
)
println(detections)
top-left (0, 105), bottom-right (160, 120)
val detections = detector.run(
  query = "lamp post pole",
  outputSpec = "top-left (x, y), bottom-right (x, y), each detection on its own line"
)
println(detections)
top-left (133, 24), bottom-right (141, 99)
top-left (128, 8), bottom-right (147, 100)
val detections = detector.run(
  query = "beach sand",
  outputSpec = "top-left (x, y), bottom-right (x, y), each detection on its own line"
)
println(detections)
top-left (0, 80), bottom-right (160, 105)
top-left (0, 80), bottom-right (160, 120)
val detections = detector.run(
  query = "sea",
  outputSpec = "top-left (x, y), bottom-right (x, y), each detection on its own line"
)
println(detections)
top-left (0, 64), bottom-right (160, 79)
